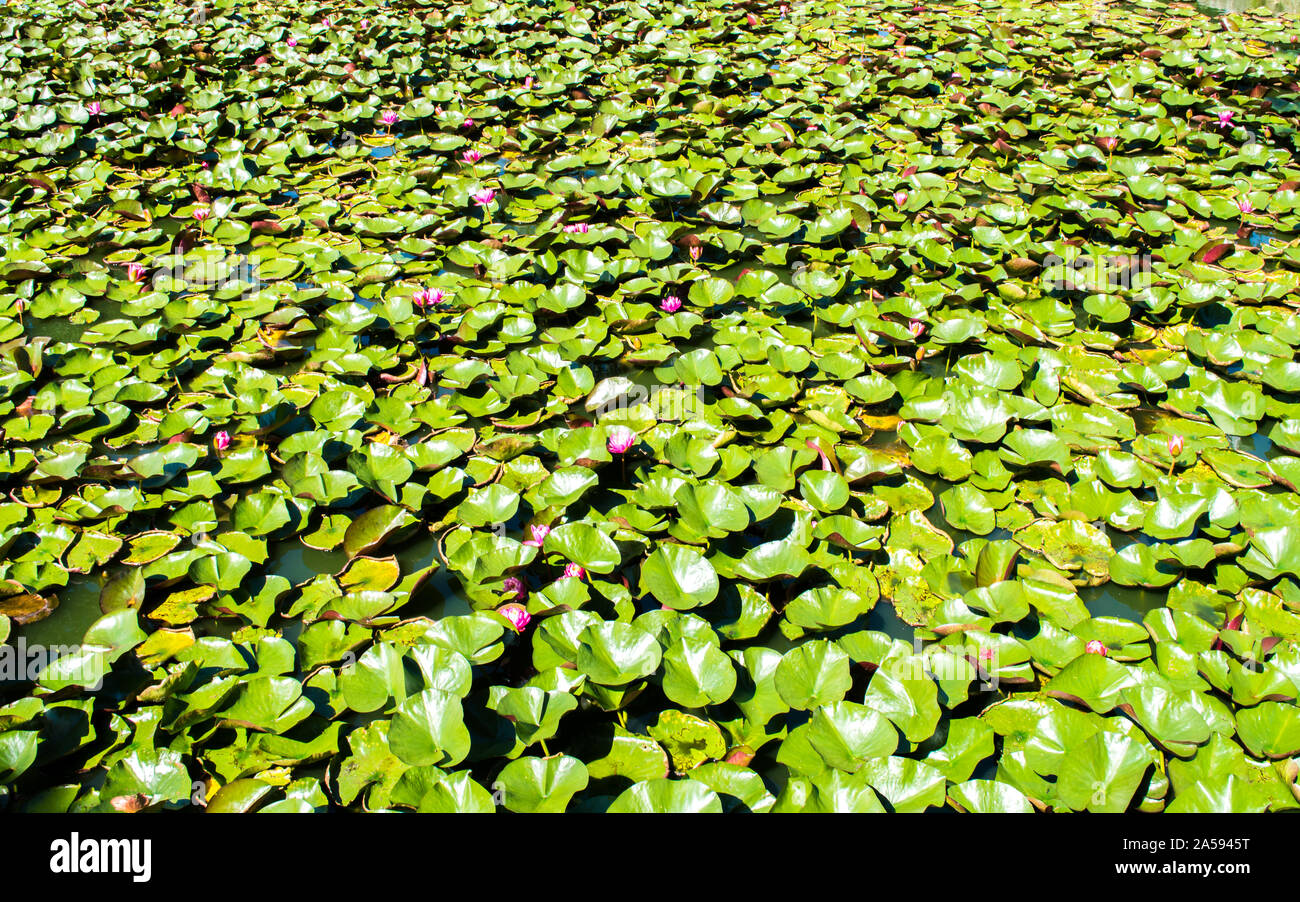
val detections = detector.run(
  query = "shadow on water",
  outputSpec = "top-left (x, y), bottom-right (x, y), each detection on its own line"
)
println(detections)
top-left (1078, 581), bottom-right (1167, 623)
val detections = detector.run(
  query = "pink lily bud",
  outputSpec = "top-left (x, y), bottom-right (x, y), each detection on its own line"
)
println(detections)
top-left (501, 576), bottom-right (526, 601)
top-left (462, 118), bottom-right (475, 129)
top-left (360, 19), bottom-right (369, 29)
top-left (689, 245), bottom-right (702, 262)
top-left (1085, 640), bottom-right (1108, 657)
top-left (524, 76), bottom-right (534, 89)
top-left (1194, 66), bottom-right (1204, 76)
top-left (563, 563), bottom-right (585, 580)
top-left (1168, 434), bottom-right (1184, 457)
top-left (214, 431), bottom-right (232, 451)
top-left (746, 12), bottom-right (760, 26)
top-left (524, 524), bottom-right (551, 547)
top-left (661, 294), bottom-right (682, 313)
top-left (287, 37), bottom-right (298, 47)
top-left (607, 426), bottom-right (636, 455)
top-left (894, 190), bottom-right (909, 207)
top-left (499, 603), bottom-right (531, 631)
top-left (1097, 136), bottom-right (1117, 152)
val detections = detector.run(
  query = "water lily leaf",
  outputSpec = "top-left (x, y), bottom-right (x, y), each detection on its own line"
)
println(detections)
top-left (98, 748), bottom-right (191, 811)
top-left (662, 637), bottom-right (736, 707)
top-left (344, 505), bottom-right (418, 557)
top-left (949, 779), bottom-right (1034, 813)
top-left (607, 778), bottom-right (722, 813)
top-left (1055, 731), bottom-right (1151, 813)
top-left (1237, 702), bottom-right (1300, 759)
top-left (417, 772), bottom-right (496, 813)
top-left (496, 755), bottom-right (589, 813)
top-left (545, 522), bottom-right (620, 574)
top-left (806, 701), bottom-right (899, 771)
top-left (576, 622), bottom-right (662, 686)
top-left (647, 709), bottom-right (726, 772)
top-left (487, 685), bottom-right (579, 750)
top-left (388, 688), bottom-right (471, 768)
top-left (775, 641), bottom-right (852, 710)
top-left (640, 544), bottom-right (719, 610)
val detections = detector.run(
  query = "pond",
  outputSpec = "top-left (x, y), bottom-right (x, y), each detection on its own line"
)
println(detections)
top-left (1, 0), bottom-right (1299, 816)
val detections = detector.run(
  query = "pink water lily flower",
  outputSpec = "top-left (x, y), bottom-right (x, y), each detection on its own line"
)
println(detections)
top-left (746, 12), bottom-right (760, 26)
top-left (1097, 136), bottom-right (1117, 153)
top-left (1194, 65), bottom-right (1204, 76)
top-left (193, 207), bottom-right (211, 222)
top-left (499, 603), bottom-right (531, 632)
top-left (1217, 110), bottom-right (1234, 129)
top-left (214, 431), bottom-right (232, 452)
top-left (607, 426), bottom-right (636, 455)
top-left (524, 76), bottom-right (534, 89)
top-left (86, 102), bottom-right (102, 116)
top-left (463, 148), bottom-right (483, 163)
top-left (908, 319), bottom-right (925, 338)
top-left (563, 222), bottom-right (590, 234)
top-left (287, 37), bottom-right (298, 47)
top-left (563, 563), bottom-right (585, 580)
top-left (501, 576), bottom-right (526, 601)
top-left (126, 263), bottom-right (147, 283)
top-left (360, 18), bottom-right (369, 29)
top-left (1168, 434), bottom-right (1184, 457)
top-left (661, 294), bottom-right (682, 313)
top-left (471, 188), bottom-right (497, 207)
top-left (1238, 198), bottom-right (1254, 215)
top-left (1085, 640), bottom-right (1108, 657)
top-left (462, 118), bottom-right (475, 129)
top-left (894, 190), bottom-right (909, 207)
top-left (322, 17), bottom-right (332, 28)
top-left (381, 111), bottom-right (399, 126)
top-left (524, 524), bottom-right (551, 547)
top-left (689, 245), bottom-right (702, 262)
top-left (413, 288), bottom-right (449, 308)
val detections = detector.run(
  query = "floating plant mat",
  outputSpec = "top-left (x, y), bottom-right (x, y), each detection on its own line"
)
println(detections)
top-left (1, 0), bottom-right (1300, 814)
